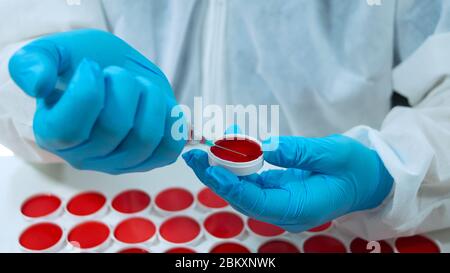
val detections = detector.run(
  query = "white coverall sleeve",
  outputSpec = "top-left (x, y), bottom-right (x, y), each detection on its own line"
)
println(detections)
top-left (338, 32), bottom-right (450, 240)
top-left (0, 0), bottom-right (108, 162)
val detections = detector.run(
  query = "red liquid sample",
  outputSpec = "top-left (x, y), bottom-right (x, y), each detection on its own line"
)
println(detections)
top-left (114, 217), bottom-right (156, 244)
top-left (395, 235), bottom-right (440, 253)
top-left (247, 218), bottom-right (285, 237)
top-left (204, 212), bottom-right (244, 239)
top-left (258, 240), bottom-right (300, 253)
top-left (210, 243), bottom-right (251, 253)
top-left (68, 221), bottom-right (110, 249)
top-left (159, 216), bottom-right (201, 244)
top-left (166, 247), bottom-right (197, 254)
top-left (112, 189), bottom-right (151, 214)
top-left (21, 194), bottom-right (62, 218)
top-left (211, 138), bottom-right (262, 163)
top-left (19, 223), bottom-right (63, 251)
top-left (197, 188), bottom-right (228, 209)
top-left (155, 188), bottom-right (194, 212)
top-left (66, 191), bottom-right (106, 216)
top-left (118, 247), bottom-right (149, 254)
top-left (307, 221), bottom-right (333, 233)
top-left (303, 235), bottom-right (347, 253)
top-left (350, 238), bottom-right (394, 253)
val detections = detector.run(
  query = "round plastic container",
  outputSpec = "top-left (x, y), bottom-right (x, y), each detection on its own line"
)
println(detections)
top-left (203, 211), bottom-right (245, 240)
top-left (113, 217), bottom-right (157, 246)
top-left (349, 238), bottom-right (394, 253)
top-left (196, 188), bottom-right (228, 211)
top-left (303, 235), bottom-right (347, 253)
top-left (159, 216), bottom-right (202, 246)
top-left (394, 235), bottom-right (441, 253)
top-left (66, 191), bottom-right (108, 219)
top-left (258, 240), bottom-right (300, 253)
top-left (67, 221), bottom-right (111, 252)
top-left (19, 222), bottom-right (65, 253)
top-left (111, 189), bottom-right (151, 216)
top-left (247, 218), bottom-right (285, 238)
top-left (117, 247), bottom-right (149, 254)
top-left (210, 242), bottom-right (251, 253)
top-left (21, 193), bottom-right (63, 221)
top-left (154, 188), bottom-right (195, 216)
top-left (207, 134), bottom-right (264, 176)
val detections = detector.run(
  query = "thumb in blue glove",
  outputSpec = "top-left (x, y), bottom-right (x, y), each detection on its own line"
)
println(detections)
top-left (9, 29), bottom-right (187, 174)
top-left (183, 135), bottom-right (393, 232)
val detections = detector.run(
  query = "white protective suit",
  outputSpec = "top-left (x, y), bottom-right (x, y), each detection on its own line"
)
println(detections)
top-left (1, 0), bottom-right (450, 240)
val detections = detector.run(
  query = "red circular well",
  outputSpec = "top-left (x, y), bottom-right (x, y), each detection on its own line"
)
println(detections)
top-left (118, 247), bottom-right (149, 254)
top-left (19, 223), bottom-right (63, 251)
top-left (307, 222), bottom-right (332, 233)
top-left (204, 212), bottom-right (244, 239)
top-left (114, 217), bottom-right (156, 244)
top-left (160, 216), bottom-right (201, 244)
top-left (197, 188), bottom-right (228, 209)
top-left (66, 191), bottom-right (106, 216)
top-left (211, 137), bottom-right (262, 163)
top-left (155, 188), bottom-right (194, 212)
top-left (350, 238), bottom-right (394, 253)
top-left (258, 240), bottom-right (300, 253)
top-left (395, 235), bottom-right (440, 253)
top-left (68, 221), bottom-right (110, 249)
top-left (247, 218), bottom-right (284, 237)
top-left (166, 247), bottom-right (197, 254)
top-left (21, 194), bottom-right (62, 218)
top-left (210, 242), bottom-right (251, 253)
top-left (303, 235), bottom-right (347, 253)
top-left (112, 189), bottom-right (151, 214)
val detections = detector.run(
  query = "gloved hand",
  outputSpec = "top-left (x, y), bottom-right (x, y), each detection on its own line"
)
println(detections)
top-left (9, 29), bottom-right (186, 174)
top-left (183, 135), bottom-right (393, 232)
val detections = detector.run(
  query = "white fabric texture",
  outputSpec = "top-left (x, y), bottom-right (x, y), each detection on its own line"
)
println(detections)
top-left (1, 0), bottom-right (450, 239)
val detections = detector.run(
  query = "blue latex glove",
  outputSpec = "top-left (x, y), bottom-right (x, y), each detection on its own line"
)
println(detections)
top-left (9, 29), bottom-right (186, 174)
top-left (183, 135), bottom-right (393, 232)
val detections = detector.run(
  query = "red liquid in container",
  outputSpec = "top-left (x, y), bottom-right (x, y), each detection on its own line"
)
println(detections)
top-left (197, 188), bottom-right (228, 209)
top-left (112, 189), bottom-right (151, 214)
top-left (210, 243), bottom-right (251, 253)
top-left (21, 194), bottom-right (62, 218)
top-left (258, 240), bottom-right (300, 253)
top-left (118, 247), bottom-right (149, 254)
top-left (247, 218), bottom-right (285, 237)
top-left (395, 235), bottom-right (440, 253)
top-left (166, 247), bottom-right (197, 254)
top-left (114, 217), bottom-right (156, 244)
top-left (159, 216), bottom-right (201, 244)
top-left (303, 235), bottom-right (347, 253)
top-left (155, 188), bottom-right (194, 212)
top-left (66, 191), bottom-right (106, 216)
top-left (68, 221), bottom-right (110, 249)
top-left (307, 221), bottom-right (332, 233)
top-left (19, 223), bottom-right (63, 251)
top-left (350, 238), bottom-right (394, 253)
top-left (211, 138), bottom-right (262, 162)
top-left (204, 212), bottom-right (244, 239)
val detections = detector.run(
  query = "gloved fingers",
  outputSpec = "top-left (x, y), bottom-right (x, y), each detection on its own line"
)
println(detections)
top-left (33, 59), bottom-right (105, 151)
top-left (114, 98), bottom-right (186, 173)
top-left (263, 135), bottom-right (352, 175)
top-left (9, 39), bottom-right (70, 98)
top-left (81, 76), bottom-right (169, 173)
top-left (203, 166), bottom-right (293, 223)
top-left (56, 66), bottom-right (141, 167)
top-left (182, 149), bottom-right (217, 185)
